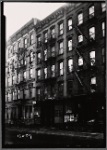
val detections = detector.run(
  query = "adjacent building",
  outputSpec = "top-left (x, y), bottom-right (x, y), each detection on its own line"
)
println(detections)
top-left (5, 18), bottom-right (39, 124)
top-left (5, 2), bottom-right (106, 127)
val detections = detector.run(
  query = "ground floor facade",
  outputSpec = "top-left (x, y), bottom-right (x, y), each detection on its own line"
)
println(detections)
top-left (5, 93), bottom-right (105, 127)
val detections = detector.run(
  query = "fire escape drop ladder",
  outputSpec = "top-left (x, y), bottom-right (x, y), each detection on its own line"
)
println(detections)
top-left (73, 26), bottom-right (90, 93)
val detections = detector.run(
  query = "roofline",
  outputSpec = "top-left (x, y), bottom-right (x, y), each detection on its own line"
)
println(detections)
top-left (7, 18), bottom-right (40, 43)
top-left (35, 3), bottom-right (67, 29)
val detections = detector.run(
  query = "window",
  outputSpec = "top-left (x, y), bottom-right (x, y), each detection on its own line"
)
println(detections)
top-left (50, 85), bottom-right (56, 97)
top-left (67, 80), bottom-right (73, 96)
top-left (30, 33), bottom-right (34, 45)
top-left (37, 69), bottom-right (41, 80)
top-left (78, 34), bottom-right (83, 43)
top-left (12, 76), bottom-right (15, 84)
top-left (37, 88), bottom-right (41, 101)
top-left (37, 36), bottom-right (41, 46)
top-left (51, 46), bottom-right (55, 57)
top-left (30, 51), bottom-right (34, 62)
top-left (18, 89), bottom-right (20, 99)
top-left (18, 73), bottom-right (20, 83)
top-left (89, 5), bottom-right (94, 18)
top-left (30, 69), bottom-right (33, 78)
top-left (59, 61), bottom-right (63, 76)
top-left (102, 22), bottom-right (105, 37)
top-left (24, 58), bottom-right (26, 65)
top-left (51, 65), bottom-right (55, 77)
top-left (68, 39), bottom-right (72, 51)
top-left (59, 41), bottom-right (63, 54)
top-left (8, 48), bottom-right (11, 58)
top-left (7, 77), bottom-right (10, 86)
top-left (68, 58), bottom-right (73, 72)
top-left (29, 88), bottom-right (33, 98)
top-left (44, 87), bottom-right (48, 99)
top-left (37, 52), bottom-right (41, 64)
top-left (24, 38), bottom-right (27, 48)
top-left (68, 18), bottom-right (72, 30)
top-left (44, 68), bottom-right (47, 79)
top-left (44, 49), bottom-right (47, 61)
top-left (13, 44), bottom-right (16, 54)
top-left (51, 28), bottom-right (55, 38)
top-left (13, 92), bottom-right (15, 100)
top-left (78, 12), bottom-right (83, 25)
top-left (90, 51), bottom-right (95, 66)
top-left (18, 41), bottom-right (21, 48)
top-left (101, 3), bottom-right (106, 12)
top-left (78, 56), bottom-right (83, 66)
top-left (89, 27), bottom-right (95, 39)
top-left (90, 77), bottom-right (96, 93)
top-left (20, 59), bottom-right (23, 66)
top-left (58, 83), bottom-right (64, 96)
top-left (23, 71), bottom-right (26, 80)
top-left (59, 22), bottom-right (63, 35)
top-left (44, 32), bottom-right (48, 43)
top-left (102, 48), bottom-right (105, 63)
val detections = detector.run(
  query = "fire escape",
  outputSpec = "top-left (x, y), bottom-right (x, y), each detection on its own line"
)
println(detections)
top-left (41, 33), bottom-right (57, 101)
top-left (72, 22), bottom-right (97, 94)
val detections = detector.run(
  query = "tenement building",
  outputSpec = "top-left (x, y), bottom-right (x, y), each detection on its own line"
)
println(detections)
top-left (5, 2), bottom-right (106, 127)
top-left (35, 2), bottom-right (106, 126)
top-left (5, 18), bottom-right (39, 124)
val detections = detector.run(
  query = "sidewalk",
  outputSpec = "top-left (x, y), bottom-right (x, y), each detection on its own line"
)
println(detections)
top-left (6, 126), bottom-right (104, 140)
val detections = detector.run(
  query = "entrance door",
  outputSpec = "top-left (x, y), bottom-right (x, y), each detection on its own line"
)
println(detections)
top-left (41, 103), bottom-right (54, 126)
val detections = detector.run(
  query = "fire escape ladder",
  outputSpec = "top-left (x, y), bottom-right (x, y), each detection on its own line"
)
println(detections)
top-left (75, 48), bottom-right (89, 68)
top-left (74, 71), bottom-right (83, 87)
top-left (74, 71), bottom-right (89, 92)
top-left (74, 26), bottom-right (89, 41)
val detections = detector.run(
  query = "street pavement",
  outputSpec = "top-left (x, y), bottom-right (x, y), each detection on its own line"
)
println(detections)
top-left (3, 126), bottom-right (105, 148)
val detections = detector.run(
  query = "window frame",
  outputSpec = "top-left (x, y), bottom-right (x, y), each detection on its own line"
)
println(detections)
top-left (102, 22), bottom-right (105, 37)
top-left (18, 41), bottom-right (21, 48)
top-left (78, 12), bottom-right (83, 25)
top-left (51, 46), bottom-right (55, 57)
top-left (102, 48), bottom-right (105, 63)
top-left (23, 71), bottom-right (26, 80)
top-left (59, 22), bottom-right (64, 35)
top-left (90, 76), bottom-right (96, 93)
top-left (44, 49), bottom-right (47, 61)
top-left (78, 56), bottom-right (83, 67)
top-left (78, 34), bottom-right (83, 43)
top-left (68, 39), bottom-right (72, 51)
top-left (24, 38), bottom-right (27, 48)
top-left (89, 26), bottom-right (95, 40)
top-left (13, 44), bottom-right (16, 54)
top-left (37, 35), bottom-right (41, 47)
top-left (59, 41), bottom-right (64, 54)
top-left (89, 5), bottom-right (95, 19)
top-left (51, 27), bottom-right (55, 38)
top-left (68, 58), bottom-right (73, 73)
top-left (101, 2), bottom-right (106, 12)
top-left (37, 52), bottom-right (41, 64)
top-left (51, 64), bottom-right (55, 77)
top-left (37, 87), bottom-right (41, 100)
top-left (44, 31), bottom-right (48, 43)
top-left (30, 51), bottom-right (34, 62)
top-left (30, 68), bottom-right (33, 78)
top-left (59, 61), bottom-right (64, 76)
top-left (37, 69), bottom-right (41, 80)
top-left (90, 51), bottom-right (95, 66)
top-left (8, 48), bottom-right (12, 58)
top-left (68, 18), bottom-right (72, 30)
top-left (30, 33), bottom-right (34, 45)
top-left (58, 82), bottom-right (64, 96)
top-left (44, 67), bottom-right (47, 79)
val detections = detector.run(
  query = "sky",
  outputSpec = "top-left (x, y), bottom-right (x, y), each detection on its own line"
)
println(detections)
top-left (4, 2), bottom-right (66, 41)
